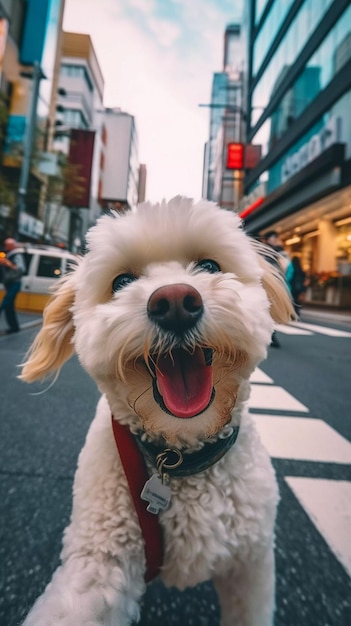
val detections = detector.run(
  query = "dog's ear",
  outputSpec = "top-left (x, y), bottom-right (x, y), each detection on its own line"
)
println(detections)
top-left (20, 276), bottom-right (75, 382)
top-left (258, 255), bottom-right (295, 324)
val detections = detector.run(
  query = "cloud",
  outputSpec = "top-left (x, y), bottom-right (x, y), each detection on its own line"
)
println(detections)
top-left (128, 0), bottom-right (156, 13)
top-left (63, 0), bottom-right (242, 202)
top-left (147, 18), bottom-right (182, 47)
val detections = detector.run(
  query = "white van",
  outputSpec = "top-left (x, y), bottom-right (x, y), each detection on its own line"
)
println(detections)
top-left (0, 244), bottom-right (77, 312)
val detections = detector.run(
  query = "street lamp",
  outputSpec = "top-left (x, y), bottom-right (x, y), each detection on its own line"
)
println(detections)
top-left (198, 103), bottom-right (247, 120)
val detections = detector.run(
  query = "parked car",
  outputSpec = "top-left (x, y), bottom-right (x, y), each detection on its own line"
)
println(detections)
top-left (0, 244), bottom-right (77, 312)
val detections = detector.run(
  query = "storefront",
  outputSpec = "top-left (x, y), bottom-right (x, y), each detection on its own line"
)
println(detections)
top-left (243, 0), bottom-right (351, 310)
top-left (242, 184), bottom-right (351, 309)
top-left (241, 109), bottom-right (351, 309)
top-left (273, 188), bottom-right (351, 308)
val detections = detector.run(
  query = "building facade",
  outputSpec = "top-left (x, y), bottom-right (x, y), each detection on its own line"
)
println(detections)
top-left (99, 108), bottom-right (139, 211)
top-left (202, 24), bottom-right (245, 210)
top-left (47, 31), bottom-right (105, 250)
top-left (0, 0), bottom-right (65, 241)
top-left (243, 0), bottom-right (351, 308)
top-left (50, 34), bottom-right (145, 249)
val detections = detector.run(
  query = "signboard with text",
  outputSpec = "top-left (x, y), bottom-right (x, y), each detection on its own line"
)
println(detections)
top-left (281, 116), bottom-right (342, 183)
top-left (63, 129), bottom-right (96, 208)
top-left (20, 0), bottom-right (50, 65)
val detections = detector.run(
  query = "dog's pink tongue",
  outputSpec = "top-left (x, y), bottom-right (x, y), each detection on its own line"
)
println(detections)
top-left (156, 348), bottom-right (213, 418)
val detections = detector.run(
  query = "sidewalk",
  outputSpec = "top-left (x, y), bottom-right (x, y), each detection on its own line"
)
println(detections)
top-left (0, 310), bottom-right (42, 336)
top-left (300, 305), bottom-right (351, 327)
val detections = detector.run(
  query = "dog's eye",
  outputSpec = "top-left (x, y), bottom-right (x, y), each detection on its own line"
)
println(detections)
top-left (196, 259), bottom-right (221, 273)
top-left (112, 273), bottom-right (137, 292)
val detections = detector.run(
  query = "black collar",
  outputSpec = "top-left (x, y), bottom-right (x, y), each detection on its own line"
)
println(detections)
top-left (134, 426), bottom-right (239, 478)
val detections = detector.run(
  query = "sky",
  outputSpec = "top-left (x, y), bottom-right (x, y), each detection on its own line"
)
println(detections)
top-left (63, 0), bottom-right (243, 203)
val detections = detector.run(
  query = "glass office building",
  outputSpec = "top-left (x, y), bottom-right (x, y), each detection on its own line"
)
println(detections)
top-left (203, 24), bottom-right (244, 209)
top-left (205, 71), bottom-right (231, 202)
top-left (242, 0), bottom-right (351, 308)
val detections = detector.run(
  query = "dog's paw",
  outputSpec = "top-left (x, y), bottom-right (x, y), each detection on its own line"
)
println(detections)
top-left (23, 604), bottom-right (121, 626)
top-left (22, 566), bottom-right (141, 626)
top-left (22, 596), bottom-right (135, 626)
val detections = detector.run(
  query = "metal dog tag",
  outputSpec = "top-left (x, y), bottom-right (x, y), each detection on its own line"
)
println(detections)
top-left (141, 474), bottom-right (171, 514)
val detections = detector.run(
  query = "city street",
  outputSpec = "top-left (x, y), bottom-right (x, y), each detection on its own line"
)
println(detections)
top-left (1, 2), bottom-right (351, 624)
top-left (0, 311), bottom-right (351, 626)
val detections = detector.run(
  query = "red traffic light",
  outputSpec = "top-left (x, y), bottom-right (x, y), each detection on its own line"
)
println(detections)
top-left (227, 143), bottom-right (244, 169)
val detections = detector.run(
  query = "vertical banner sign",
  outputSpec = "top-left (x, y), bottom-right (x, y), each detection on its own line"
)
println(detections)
top-left (64, 129), bottom-right (96, 208)
top-left (3, 0), bottom-right (51, 167)
top-left (20, 0), bottom-right (50, 65)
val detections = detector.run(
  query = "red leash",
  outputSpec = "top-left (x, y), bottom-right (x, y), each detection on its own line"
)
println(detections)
top-left (111, 415), bottom-right (164, 582)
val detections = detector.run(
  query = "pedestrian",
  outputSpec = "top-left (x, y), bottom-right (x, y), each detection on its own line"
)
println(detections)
top-left (286, 255), bottom-right (308, 318)
top-left (261, 230), bottom-right (290, 273)
top-left (0, 238), bottom-right (26, 334)
top-left (261, 230), bottom-right (290, 348)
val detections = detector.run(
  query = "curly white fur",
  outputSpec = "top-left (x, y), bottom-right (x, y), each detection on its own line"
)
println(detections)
top-left (20, 198), bottom-right (293, 625)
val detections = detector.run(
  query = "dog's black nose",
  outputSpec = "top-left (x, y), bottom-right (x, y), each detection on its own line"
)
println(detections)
top-left (147, 284), bottom-right (203, 333)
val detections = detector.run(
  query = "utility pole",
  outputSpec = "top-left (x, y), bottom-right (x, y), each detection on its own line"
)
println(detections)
top-left (15, 61), bottom-right (45, 238)
top-left (68, 207), bottom-right (78, 252)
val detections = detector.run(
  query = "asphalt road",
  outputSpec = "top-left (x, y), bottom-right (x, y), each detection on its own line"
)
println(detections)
top-left (0, 311), bottom-right (350, 626)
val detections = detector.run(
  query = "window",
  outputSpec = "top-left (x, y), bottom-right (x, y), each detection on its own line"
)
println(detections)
top-left (61, 64), bottom-right (93, 91)
top-left (37, 256), bottom-right (63, 279)
top-left (253, 0), bottom-right (295, 75)
top-left (252, 0), bottom-right (335, 108)
top-left (255, 0), bottom-right (270, 25)
top-left (22, 253), bottom-right (33, 275)
top-left (252, 3), bottom-right (351, 145)
top-left (62, 108), bottom-right (88, 129)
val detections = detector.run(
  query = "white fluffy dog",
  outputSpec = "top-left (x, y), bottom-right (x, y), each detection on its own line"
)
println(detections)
top-left (21, 198), bottom-right (293, 626)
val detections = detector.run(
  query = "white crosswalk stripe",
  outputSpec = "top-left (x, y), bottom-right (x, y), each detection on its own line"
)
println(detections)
top-left (252, 414), bottom-right (351, 464)
top-left (275, 324), bottom-right (312, 335)
top-left (286, 478), bottom-right (351, 577)
top-left (249, 384), bottom-right (308, 412)
top-left (276, 321), bottom-right (351, 337)
top-left (250, 368), bottom-right (273, 384)
top-left (250, 366), bottom-right (351, 577)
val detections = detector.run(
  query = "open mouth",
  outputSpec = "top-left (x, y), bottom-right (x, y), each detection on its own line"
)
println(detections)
top-left (149, 348), bottom-right (215, 418)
